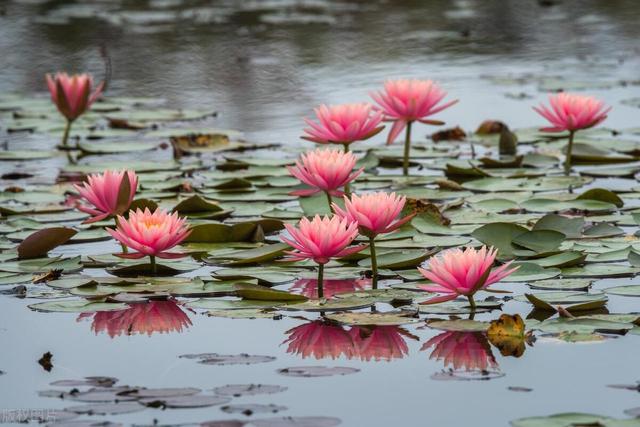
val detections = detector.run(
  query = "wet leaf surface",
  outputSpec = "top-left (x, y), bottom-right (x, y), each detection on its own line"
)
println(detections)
top-left (276, 366), bottom-right (360, 378)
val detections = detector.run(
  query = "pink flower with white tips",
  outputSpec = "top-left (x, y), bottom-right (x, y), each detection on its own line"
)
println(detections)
top-left (302, 103), bottom-right (384, 146)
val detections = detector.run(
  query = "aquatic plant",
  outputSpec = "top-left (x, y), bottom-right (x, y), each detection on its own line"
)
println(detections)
top-left (287, 148), bottom-right (363, 210)
top-left (46, 72), bottom-right (104, 147)
top-left (418, 246), bottom-right (518, 309)
top-left (107, 208), bottom-right (191, 274)
top-left (333, 191), bottom-right (415, 285)
top-left (372, 79), bottom-right (458, 175)
top-left (74, 170), bottom-right (138, 224)
top-left (533, 93), bottom-right (610, 175)
top-left (280, 215), bottom-right (366, 298)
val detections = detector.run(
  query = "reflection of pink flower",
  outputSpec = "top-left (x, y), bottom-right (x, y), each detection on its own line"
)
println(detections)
top-left (350, 326), bottom-right (415, 361)
top-left (302, 103), bottom-right (384, 146)
top-left (287, 148), bottom-right (364, 197)
top-left (371, 79), bottom-right (458, 144)
top-left (418, 246), bottom-right (517, 305)
top-left (533, 93), bottom-right (610, 133)
top-left (78, 300), bottom-right (192, 338)
top-left (289, 278), bottom-right (370, 299)
top-left (281, 215), bottom-right (366, 264)
top-left (46, 72), bottom-right (104, 121)
top-left (283, 320), bottom-right (357, 360)
top-left (422, 331), bottom-right (497, 371)
top-left (74, 170), bottom-right (138, 224)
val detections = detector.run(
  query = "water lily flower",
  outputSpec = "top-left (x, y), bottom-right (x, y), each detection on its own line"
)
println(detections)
top-left (74, 170), bottom-right (138, 224)
top-left (280, 215), bottom-right (366, 298)
top-left (283, 320), bottom-right (357, 360)
top-left (78, 299), bottom-right (191, 338)
top-left (302, 103), bottom-right (384, 149)
top-left (287, 148), bottom-right (363, 210)
top-left (533, 93), bottom-right (610, 175)
top-left (422, 331), bottom-right (497, 372)
top-left (418, 246), bottom-right (518, 309)
top-left (350, 326), bottom-right (415, 362)
top-left (290, 278), bottom-right (370, 299)
top-left (371, 79), bottom-right (458, 175)
top-left (333, 192), bottom-right (415, 285)
top-left (107, 208), bottom-right (191, 274)
top-left (46, 72), bottom-right (104, 147)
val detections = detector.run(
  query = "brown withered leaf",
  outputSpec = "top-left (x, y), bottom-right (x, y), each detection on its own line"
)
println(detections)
top-left (404, 199), bottom-right (451, 226)
top-left (475, 120), bottom-right (507, 134)
top-left (38, 352), bottom-right (53, 372)
top-left (435, 178), bottom-right (465, 191)
top-left (32, 269), bottom-right (63, 283)
top-left (487, 314), bottom-right (531, 358)
top-left (431, 126), bottom-right (466, 142)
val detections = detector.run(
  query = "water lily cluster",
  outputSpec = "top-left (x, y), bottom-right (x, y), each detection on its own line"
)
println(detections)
top-left (51, 71), bottom-right (609, 309)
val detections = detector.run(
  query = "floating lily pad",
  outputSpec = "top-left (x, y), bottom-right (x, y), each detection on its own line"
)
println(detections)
top-left (325, 311), bottom-right (420, 326)
top-left (276, 366), bottom-right (359, 378)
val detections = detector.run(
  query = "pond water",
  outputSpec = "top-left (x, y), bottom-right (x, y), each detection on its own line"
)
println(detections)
top-left (2, 1), bottom-right (640, 426)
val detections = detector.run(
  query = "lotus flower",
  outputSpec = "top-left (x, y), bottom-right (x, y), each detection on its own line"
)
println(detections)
top-left (283, 320), bottom-right (357, 360)
top-left (46, 72), bottom-right (104, 147)
top-left (280, 215), bottom-right (366, 298)
top-left (372, 79), bottom-right (458, 175)
top-left (418, 246), bottom-right (517, 309)
top-left (107, 208), bottom-right (191, 273)
top-left (350, 326), bottom-right (415, 361)
top-left (333, 192), bottom-right (415, 284)
top-left (78, 300), bottom-right (192, 338)
top-left (74, 170), bottom-right (138, 224)
top-left (422, 331), bottom-right (497, 372)
top-left (290, 278), bottom-right (370, 299)
top-left (288, 148), bottom-right (363, 207)
top-left (533, 93), bottom-right (611, 175)
top-left (302, 103), bottom-right (384, 148)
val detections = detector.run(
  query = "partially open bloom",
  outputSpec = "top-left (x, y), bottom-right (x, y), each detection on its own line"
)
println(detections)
top-left (283, 320), bottom-right (357, 360)
top-left (107, 208), bottom-right (191, 261)
top-left (78, 300), bottom-right (192, 338)
top-left (333, 192), bottom-right (415, 237)
top-left (281, 215), bottom-right (365, 264)
top-left (46, 72), bottom-right (104, 121)
top-left (74, 170), bottom-right (138, 224)
top-left (302, 103), bottom-right (384, 146)
top-left (422, 331), bottom-right (497, 372)
top-left (281, 215), bottom-right (366, 298)
top-left (350, 326), bottom-right (415, 362)
top-left (290, 278), bottom-right (370, 299)
top-left (533, 93), bottom-right (610, 133)
top-left (418, 246), bottom-right (517, 307)
top-left (371, 79), bottom-right (458, 145)
top-left (287, 148), bottom-right (363, 197)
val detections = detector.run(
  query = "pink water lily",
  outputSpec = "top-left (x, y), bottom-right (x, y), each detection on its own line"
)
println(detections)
top-left (372, 79), bottom-right (458, 175)
top-left (107, 208), bottom-right (191, 273)
top-left (333, 191), bottom-right (415, 283)
top-left (418, 246), bottom-right (518, 309)
top-left (74, 170), bottom-right (138, 224)
top-left (281, 215), bottom-right (366, 298)
top-left (302, 103), bottom-right (384, 147)
top-left (46, 72), bottom-right (104, 147)
top-left (533, 93), bottom-right (611, 175)
top-left (287, 148), bottom-right (363, 208)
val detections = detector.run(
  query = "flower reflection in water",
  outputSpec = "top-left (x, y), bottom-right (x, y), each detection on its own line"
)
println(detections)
top-left (77, 299), bottom-right (192, 338)
top-left (350, 326), bottom-right (418, 362)
top-left (422, 331), bottom-right (498, 373)
top-left (283, 319), bottom-right (415, 361)
top-left (289, 278), bottom-right (370, 299)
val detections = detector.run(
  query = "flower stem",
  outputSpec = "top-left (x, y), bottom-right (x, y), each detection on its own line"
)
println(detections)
top-left (114, 217), bottom-right (127, 254)
top-left (150, 255), bottom-right (157, 275)
top-left (369, 236), bottom-right (378, 289)
top-left (325, 191), bottom-right (334, 213)
top-left (317, 263), bottom-right (324, 299)
top-left (61, 119), bottom-right (72, 148)
top-left (564, 130), bottom-right (576, 176)
top-left (342, 144), bottom-right (352, 197)
top-left (402, 121), bottom-right (413, 176)
top-left (467, 294), bottom-right (476, 311)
